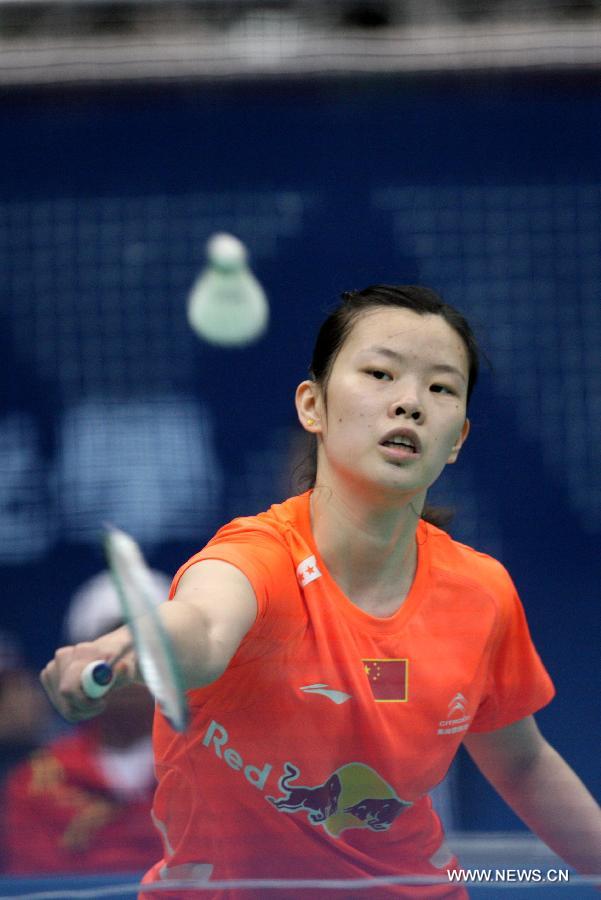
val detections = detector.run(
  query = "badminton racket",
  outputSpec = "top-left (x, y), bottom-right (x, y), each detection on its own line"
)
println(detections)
top-left (80, 526), bottom-right (189, 732)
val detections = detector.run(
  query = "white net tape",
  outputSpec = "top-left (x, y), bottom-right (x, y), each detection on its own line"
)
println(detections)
top-left (2, 873), bottom-right (600, 900)
top-left (1, 2), bottom-right (600, 85)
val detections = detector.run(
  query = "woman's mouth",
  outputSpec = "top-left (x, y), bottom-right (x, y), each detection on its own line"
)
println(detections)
top-left (379, 428), bottom-right (422, 456)
top-left (381, 436), bottom-right (418, 453)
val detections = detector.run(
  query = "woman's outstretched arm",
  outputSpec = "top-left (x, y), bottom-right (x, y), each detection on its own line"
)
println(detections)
top-left (40, 559), bottom-right (257, 722)
top-left (464, 715), bottom-right (601, 876)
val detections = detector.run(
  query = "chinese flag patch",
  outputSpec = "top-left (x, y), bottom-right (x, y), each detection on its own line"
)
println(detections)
top-left (362, 659), bottom-right (408, 702)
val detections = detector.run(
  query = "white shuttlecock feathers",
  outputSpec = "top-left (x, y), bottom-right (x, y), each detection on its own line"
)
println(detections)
top-left (187, 233), bottom-right (269, 347)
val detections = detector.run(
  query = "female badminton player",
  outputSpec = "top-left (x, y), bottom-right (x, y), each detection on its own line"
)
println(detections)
top-left (41, 285), bottom-right (601, 899)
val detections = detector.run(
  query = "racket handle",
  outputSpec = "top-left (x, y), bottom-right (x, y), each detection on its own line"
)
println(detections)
top-left (81, 660), bottom-right (114, 699)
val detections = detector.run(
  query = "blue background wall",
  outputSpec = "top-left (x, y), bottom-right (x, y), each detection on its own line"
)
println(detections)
top-left (1, 73), bottom-right (599, 831)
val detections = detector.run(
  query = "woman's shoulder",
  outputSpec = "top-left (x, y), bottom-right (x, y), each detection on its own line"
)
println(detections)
top-left (178, 493), bottom-right (311, 582)
top-left (207, 492), bottom-right (310, 551)
top-left (421, 520), bottom-right (513, 596)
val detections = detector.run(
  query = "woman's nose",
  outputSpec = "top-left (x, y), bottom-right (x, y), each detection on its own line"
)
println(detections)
top-left (389, 397), bottom-right (423, 423)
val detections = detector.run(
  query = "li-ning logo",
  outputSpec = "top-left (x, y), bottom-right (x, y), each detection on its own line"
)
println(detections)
top-left (296, 555), bottom-right (322, 588)
top-left (300, 684), bottom-right (352, 705)
top-left (437, 692), bottom-right (472, 735)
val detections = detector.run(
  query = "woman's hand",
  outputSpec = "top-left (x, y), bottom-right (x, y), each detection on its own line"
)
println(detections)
top-left (40, 627), bottom-right (135, 723)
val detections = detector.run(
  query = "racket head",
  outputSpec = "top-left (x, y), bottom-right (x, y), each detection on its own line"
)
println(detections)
top-left (103, 527), bottom-right (189, 732)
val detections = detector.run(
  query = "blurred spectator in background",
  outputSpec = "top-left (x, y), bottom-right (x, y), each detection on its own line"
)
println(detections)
top-left (0, 631), bottom-right (55, 782)
top-left (0, 569), bottom-right (169, 875)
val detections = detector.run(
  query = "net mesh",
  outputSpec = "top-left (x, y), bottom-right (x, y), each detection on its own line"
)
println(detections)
top-left (375, 183), bottom-right (601, 533)
top-left (0, 189), bottom-right (309, 559)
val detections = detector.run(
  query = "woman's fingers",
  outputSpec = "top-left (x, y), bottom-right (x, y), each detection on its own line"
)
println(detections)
top-left (40, 644), bottom-right (109, 722)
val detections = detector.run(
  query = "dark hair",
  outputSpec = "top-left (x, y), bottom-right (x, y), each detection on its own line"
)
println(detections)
top-left (311, 284), bottom-right (479, 401)
top-left (298, 284), bottom-right (481, 529)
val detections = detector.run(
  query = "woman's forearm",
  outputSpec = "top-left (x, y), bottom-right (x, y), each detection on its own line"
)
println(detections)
top-left (491, 741), bottom-right (601, 875)
top-left (40, 559), bottom-right (257, 723)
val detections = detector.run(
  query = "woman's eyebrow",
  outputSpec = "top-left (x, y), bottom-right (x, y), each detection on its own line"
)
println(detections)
top-left (361, 345), bottom-right (467, 383)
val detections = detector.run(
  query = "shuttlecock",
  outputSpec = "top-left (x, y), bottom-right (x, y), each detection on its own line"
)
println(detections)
top-left (187, 233), bottom-right (269, 347)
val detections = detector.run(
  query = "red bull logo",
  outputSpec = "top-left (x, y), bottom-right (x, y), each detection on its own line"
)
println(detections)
top-left (267, 761), bottom-right (411, 838)
top-left (202, 719), bottom-right (411, 840)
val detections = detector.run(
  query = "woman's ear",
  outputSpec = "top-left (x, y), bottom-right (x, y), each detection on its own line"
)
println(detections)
top-left (295, 380), bottom-right (323, 434)
top-left (447, 418), bottom-right (470, 464)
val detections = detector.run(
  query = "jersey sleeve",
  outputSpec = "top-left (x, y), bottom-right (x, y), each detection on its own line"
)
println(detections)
top-left (169, 517), bottom-right (296, 629)
top-left (469, 569), bottom-right (555, 733)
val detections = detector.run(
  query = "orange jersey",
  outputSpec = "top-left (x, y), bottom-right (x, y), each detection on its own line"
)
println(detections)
top-left (143, 491), bottom-right (554, 899)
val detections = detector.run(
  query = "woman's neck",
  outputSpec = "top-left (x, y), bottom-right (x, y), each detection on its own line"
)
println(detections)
top-left (309, 482), bottom-right (424, 615)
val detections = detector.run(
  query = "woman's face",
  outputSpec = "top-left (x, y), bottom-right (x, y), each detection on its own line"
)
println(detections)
top-left (298, 307), bottom-right (471, 501)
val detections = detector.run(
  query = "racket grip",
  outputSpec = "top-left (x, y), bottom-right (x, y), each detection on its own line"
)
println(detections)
top-left (81, 660), bottom-right (114, 699)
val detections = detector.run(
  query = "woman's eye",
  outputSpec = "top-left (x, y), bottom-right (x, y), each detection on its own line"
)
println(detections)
top-left (368, 370), bottom-right (392, 381)
top-left (430, 384), bottom-right (455, 395)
